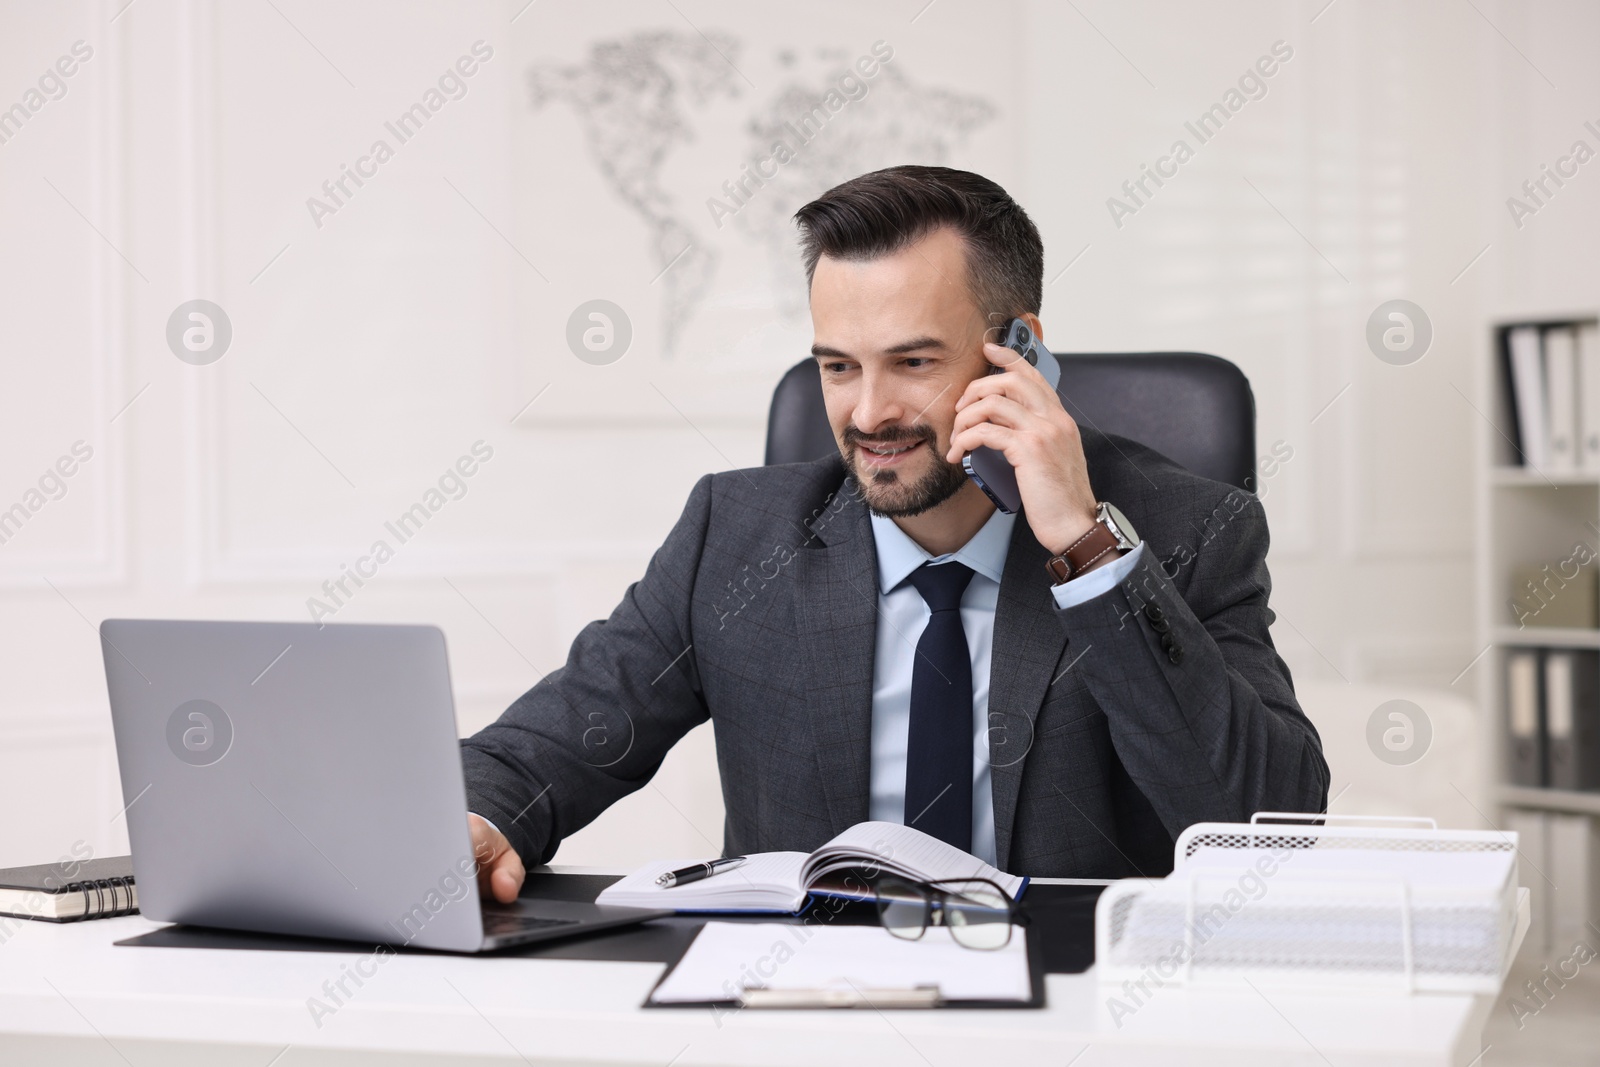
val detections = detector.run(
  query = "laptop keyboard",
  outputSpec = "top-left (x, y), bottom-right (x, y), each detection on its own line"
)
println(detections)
top-left (482, 912), bottom-right (581, 938)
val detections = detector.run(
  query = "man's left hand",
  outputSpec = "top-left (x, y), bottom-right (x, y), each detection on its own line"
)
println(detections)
top-left (945, 340), bottom-right (1102, 561)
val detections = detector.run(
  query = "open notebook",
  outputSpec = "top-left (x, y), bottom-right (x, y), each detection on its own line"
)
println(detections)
top-left (596, 821), bottom-right (1028, 914)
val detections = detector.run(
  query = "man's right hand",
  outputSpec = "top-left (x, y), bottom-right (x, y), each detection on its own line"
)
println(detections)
top-left (469, 813), bottom-right (526, 903)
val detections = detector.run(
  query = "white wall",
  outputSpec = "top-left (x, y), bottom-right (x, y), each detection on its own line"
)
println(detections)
top-left (1, 0), bottom-right (1589, 869)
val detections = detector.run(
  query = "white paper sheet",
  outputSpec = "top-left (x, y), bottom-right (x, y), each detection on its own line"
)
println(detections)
top-left (648, 922), bottom-right (1032, 1004)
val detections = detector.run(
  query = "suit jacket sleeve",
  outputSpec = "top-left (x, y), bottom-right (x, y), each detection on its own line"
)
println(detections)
top-left (1051, 487), bottom-right (1329, 835)
top-left (459, 473), bottom-right (714, 866)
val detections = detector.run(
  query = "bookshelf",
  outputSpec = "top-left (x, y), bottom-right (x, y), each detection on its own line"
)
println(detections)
top-left (1479, 312), bottom-right (1600, 818)
top-left (1493, 626), bottom-right (1600, 650)
top-left (1498, 785), bottom-right (1600, 818)
top-left (1478, 312), bottom-right (1600, 955)
top-left (1489, 468), bottom-right (1600, 488)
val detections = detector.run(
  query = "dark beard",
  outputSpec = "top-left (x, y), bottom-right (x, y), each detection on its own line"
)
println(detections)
top-left (840, 428), bottom-right (969, 519)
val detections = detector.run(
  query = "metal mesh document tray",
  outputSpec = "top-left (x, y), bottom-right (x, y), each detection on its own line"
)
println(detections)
top-left (1095, 813), bottom-right (1522, 994)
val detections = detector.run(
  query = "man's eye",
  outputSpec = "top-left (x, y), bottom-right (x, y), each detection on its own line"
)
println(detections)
top-left (824, 362), bottom-right (851, 374)
top-left (904, 358), bottom-right (928, 368)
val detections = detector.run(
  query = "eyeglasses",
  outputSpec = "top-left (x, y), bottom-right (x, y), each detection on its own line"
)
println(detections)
top-left (872, 875), bottom-right (1026, 950)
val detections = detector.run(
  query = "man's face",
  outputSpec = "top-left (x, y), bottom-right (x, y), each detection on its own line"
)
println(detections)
top-left (808, 226), bottom-right (992, 518)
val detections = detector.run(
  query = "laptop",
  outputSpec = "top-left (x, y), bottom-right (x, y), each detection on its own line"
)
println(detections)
top-left (100, 619), bottom-right (670, 952)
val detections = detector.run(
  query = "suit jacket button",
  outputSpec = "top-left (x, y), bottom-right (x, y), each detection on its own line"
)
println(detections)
top-left (1151, 618), bottom-right (1171, 634)
top-left (1168, 646), bottom-right (1184, 664)
top-left (1144, 603), bottom-right (1164, 623)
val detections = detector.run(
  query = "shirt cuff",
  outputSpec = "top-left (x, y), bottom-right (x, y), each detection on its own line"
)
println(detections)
top-left (1049, 541), bottom-right (1146, 609)
top-left (469, 812), bottom-right (502, 837)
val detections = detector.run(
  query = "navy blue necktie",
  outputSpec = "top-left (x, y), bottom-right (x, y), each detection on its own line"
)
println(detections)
top-left (902, 561), bottom-right (976, 853)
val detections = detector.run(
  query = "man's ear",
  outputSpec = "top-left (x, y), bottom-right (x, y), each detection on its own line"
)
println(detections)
top-left (1022, 312), bottom-right (1045, 345)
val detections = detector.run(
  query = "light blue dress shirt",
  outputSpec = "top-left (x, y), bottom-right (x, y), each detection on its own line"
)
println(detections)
top-left (866, 509), bottom-right (1145, 867)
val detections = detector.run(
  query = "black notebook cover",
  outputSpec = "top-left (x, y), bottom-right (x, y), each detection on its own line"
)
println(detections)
top-left (0, 855), bottom-right (138, 922)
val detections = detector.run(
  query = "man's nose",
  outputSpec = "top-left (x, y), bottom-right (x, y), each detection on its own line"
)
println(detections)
top-left (853, 371), bottom-right (905, 435)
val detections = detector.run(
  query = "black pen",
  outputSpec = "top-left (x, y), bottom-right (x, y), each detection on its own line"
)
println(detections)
top-left (655, 856), bottom-right (748, 888)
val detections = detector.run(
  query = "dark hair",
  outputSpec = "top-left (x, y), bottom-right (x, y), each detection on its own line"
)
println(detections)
top-left (793, 165), bottom-right (1044, 321)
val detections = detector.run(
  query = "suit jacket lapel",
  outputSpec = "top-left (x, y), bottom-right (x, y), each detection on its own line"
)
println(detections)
top-left (988, 512), bottom-right (1069, 872)
top-left (793, 476), bottom-right (878, 838)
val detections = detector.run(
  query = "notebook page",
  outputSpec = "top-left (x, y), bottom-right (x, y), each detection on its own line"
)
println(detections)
top-left (802, 821), bottom-right (1025, 898)
top-left (595, 852), bottom-right (809, 911)
top-left (648, 922), bottom-right (1031, 1004)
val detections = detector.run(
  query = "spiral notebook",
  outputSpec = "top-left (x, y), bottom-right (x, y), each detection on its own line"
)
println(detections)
top-left (0, 856), bottom-right (138, 922)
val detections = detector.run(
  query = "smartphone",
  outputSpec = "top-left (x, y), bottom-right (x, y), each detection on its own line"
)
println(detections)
top-left (960, 318), bottom-right (1062, 514)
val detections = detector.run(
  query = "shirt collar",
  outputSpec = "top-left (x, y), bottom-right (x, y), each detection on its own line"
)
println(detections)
top-left (869, 507), bottom-right (1016, 594)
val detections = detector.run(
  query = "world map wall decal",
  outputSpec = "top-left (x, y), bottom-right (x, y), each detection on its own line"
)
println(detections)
top-left (527, 30), bottom-right (997, 359)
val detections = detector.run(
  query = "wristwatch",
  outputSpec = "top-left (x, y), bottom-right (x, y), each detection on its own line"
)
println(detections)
top-left (1045, 502), bottom-right (1140, 584)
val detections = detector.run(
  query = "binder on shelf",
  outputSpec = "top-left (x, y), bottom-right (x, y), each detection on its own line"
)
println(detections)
top-left (1546, 326), bottom-right (1579, 472)
top-left (1545, 649), bottom-right (1600, 792)
top-left (1507, 648), bottom-right (1547, 787)
top-left (1507, 325), bottom-right (1549, 469)
top-left (1576, 323), bottom-right (1600, 471)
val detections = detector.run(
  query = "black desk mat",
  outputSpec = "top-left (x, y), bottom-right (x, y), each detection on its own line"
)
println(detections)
top-left (114, 873), bottom-right (1101, 974)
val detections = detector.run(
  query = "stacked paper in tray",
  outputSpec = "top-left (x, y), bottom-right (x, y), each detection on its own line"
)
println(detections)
top-left (1095, 817), bottom-right (1523, 993)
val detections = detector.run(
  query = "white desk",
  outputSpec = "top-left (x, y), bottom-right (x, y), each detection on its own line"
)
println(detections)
top-left (0, 869), bottom-right (1527, 1067)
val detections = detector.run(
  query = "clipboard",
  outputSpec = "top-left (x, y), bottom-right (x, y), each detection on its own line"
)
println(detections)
top-left (642, 919), bottom-right (1046, 1010)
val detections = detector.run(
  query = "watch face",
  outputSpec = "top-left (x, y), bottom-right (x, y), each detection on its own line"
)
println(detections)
top-left (1101, 502), bottom-right (1140, 549)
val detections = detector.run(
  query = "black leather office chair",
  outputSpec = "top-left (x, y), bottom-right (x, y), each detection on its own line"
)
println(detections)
top-left (764, 353), bottom-right (1257, 491)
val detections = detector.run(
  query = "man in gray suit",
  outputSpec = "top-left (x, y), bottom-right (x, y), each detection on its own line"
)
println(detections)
top-left (465, 165), bottom-right (1328, 902)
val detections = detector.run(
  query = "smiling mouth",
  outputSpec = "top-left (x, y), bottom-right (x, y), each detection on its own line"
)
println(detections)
top-left (857, 439), bottom-right (926, 467)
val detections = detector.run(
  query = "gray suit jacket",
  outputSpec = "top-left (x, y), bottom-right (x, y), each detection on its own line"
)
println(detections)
top-left (461, 426), bottom-right (1329, 877)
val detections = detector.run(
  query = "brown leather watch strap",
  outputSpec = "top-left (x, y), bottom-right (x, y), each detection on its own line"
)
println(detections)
top-left (1045, 521), bottom-right (1122, 584)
